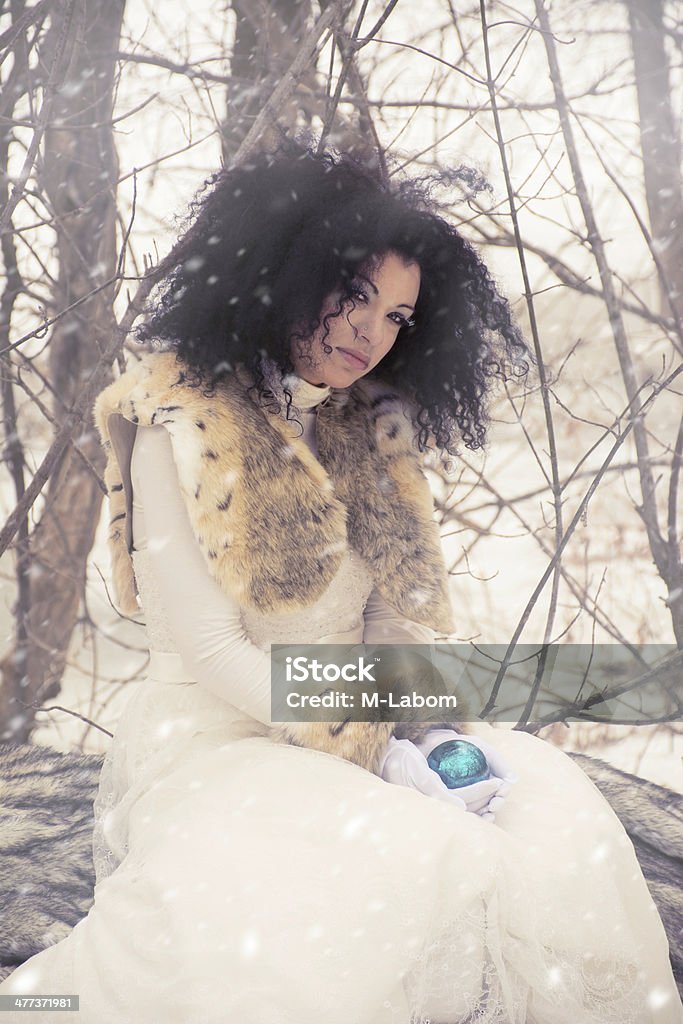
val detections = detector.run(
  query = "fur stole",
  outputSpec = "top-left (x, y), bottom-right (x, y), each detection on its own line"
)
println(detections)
top-left (93, 351), bottom-right (455, 770)
top-left (94, 351), bottom-right (453, 632)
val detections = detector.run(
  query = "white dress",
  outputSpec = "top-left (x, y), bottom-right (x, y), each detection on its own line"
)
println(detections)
top-left (1, 377), bottom-right (680, 1024)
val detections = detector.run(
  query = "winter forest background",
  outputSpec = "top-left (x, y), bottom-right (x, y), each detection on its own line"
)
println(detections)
top-left (0, 0), bottom-right (681, 788)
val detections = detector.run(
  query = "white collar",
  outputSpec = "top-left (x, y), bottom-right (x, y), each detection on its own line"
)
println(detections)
top-left (259, 356), bottom-right (332, 412)
top-left (282, 372), bottom-right (332, 411)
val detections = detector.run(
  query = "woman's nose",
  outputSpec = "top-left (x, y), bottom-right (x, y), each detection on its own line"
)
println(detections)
top-left (350, 308), bottom-right (382, 346)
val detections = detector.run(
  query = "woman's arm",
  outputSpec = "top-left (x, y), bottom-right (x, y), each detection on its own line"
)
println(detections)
top-left (363, 568), bottom-right (519, 815)
top-left (363, 586), bottom-right (437, 645)
top-left (131, 424), bottom-right (273, 724)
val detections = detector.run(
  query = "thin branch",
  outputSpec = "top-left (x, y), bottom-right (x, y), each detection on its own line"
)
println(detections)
top-left (480, 361), bottom-right (683, 719)
top-left (367, 37), bottom-right (485, 86)
top-left (534, 0), bottom-right (671, 609)
top-left (357, 0), bottom-right (401, 46)
top-left (479, 0), bottom-right (564, 695)
top-left (574, 117), bottom-right (683, 353)
top-left (226, 0), bottom-right (354, 169)
top-left (469, 219), bottom-right (679, 337)
top-left (31, 704), bottom-right (114, 738)
top-left (11, 364), bottom-right (106, 492)
top-left (0, 0), bottom-right (357, 558)
top-left (0, 0), bottom-right (50, 69)
top-left (114, 49), bottom-right (232, 85)
top-left (667, 410), bottom-right (683, 567)
top-left (0, 0), bottom-right (79, 236)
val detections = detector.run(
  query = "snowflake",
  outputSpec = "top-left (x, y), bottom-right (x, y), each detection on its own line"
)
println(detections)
top-left (547, 966), bottom-right (563, 988)
top-left (647, 987), bottom-right (673, 1010)
top-left (589, 841), bottom-right (611, 864)
top-left (184, 256), bottom-right (205, 273)
top-left (240, 928), bottom-right (260, 959)
top-left (341, 813), bottom-right (371, 839)
top-left (5, 964), bottom-right (43, 992)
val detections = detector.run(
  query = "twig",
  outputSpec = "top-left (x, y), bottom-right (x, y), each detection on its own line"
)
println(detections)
top-left (667, 411), bottom-right (683, 570)
top-left (0, 0), bottom-right (79, 236)
top-left (527, 648), bottom-right (683, 729)
top-left (114, 49), bottom-right (231, 85)
top-left (317, 13), bottom-right (367, 154)
top-left (574, 117), bottom-right (683, 353)
top-left (479, 0), bottom-right (564, 716)
top-left (534, 0), bottom-right (677, 643)
top-left (480, 361), bottom-right (683, 718)
top-left (0, 0), bottom-right (50, 69)
top-left (0, 273), bottom-right (124, 357)
top-left (367, 37), bottom-right (485, 86)
top-left (357, 0), bottom-right (401, 45)
top-left (32, 704), bottom-right (114, 738)
top-left (226, 0), bottom-right (354, 169)
top-left (0, 0), bottom-right (359, 558)
top-left (11, 364), bottom-right (106, 493)
top-left (469, 221), bottom-right (679, 336)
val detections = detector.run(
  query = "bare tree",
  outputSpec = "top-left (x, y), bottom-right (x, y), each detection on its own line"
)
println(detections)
top-left (0, 0), bottom-right (381, 743)
top-left (1, 0), bottom-right (681, 748)
top-left (0, 0), bottom-right (124, 741)
top-left (626, 0), bottom-right (683, 317)
top-left (223, 0), bottom-right (315, 161)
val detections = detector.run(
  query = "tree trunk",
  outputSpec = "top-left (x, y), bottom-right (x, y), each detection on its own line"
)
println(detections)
top-left (0, 0), bottom-right (125, 741)
top-left (626, 0), bottom-right (683, 640)
top-left (222, 0), bottom-right (378, 166)
top-left (626, 0), bottom-right (683, 316)
top-left (223, 0), bottom-right (314, 162)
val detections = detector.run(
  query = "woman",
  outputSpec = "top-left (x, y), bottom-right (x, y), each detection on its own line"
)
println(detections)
top-left (2, 143), bottom-right (680, 1023)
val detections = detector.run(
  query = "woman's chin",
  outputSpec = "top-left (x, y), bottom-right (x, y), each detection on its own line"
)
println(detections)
top-left (294, 358), bottom-right (368, 390)
top-left (326, 369), bottom-right (367, 389)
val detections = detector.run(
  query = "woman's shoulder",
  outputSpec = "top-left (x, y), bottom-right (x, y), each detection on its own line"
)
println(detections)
top-left (351, 374), bottom-right (422, 455)
top-left (94, 351), bottom-right (180, 433)
top-left (353, 373), bottom-right (414, 407)
top-left (93, 351), bottom-right (249, 441)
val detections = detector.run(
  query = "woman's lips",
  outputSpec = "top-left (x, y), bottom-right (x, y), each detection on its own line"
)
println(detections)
top-left (337, 347), bottom-right (369, 369)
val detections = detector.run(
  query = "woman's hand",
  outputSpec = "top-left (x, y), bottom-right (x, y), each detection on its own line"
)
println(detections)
top-left (418, 729), bottom-right (517, 821)
top-left (380, 730), bottom-right (517, 823)
top-left (379, 737), bottom-right (468, 811)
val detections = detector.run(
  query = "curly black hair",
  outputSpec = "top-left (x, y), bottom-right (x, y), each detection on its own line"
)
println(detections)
top-left (137, 140), bottom-right (528, 453)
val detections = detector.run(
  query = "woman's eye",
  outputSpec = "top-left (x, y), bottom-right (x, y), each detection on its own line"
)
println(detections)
top-left (350, 285), bottom-right (368, 303)
top-left (389, 312), bottom-right (415, 328)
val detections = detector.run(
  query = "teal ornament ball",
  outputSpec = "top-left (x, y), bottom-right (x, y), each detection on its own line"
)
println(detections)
top-left (427, 740), bottom-right (491, 789)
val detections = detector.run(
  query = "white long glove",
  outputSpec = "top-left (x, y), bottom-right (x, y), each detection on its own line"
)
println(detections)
top-left (380, 730), bottom-right (517, 823)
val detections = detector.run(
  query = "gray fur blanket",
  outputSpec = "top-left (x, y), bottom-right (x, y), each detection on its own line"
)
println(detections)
top-left (0, 742), bottom-right (681, 995)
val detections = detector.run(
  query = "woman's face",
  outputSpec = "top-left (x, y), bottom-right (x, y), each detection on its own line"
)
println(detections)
top-left (290, 251), bottom-right (421, 388)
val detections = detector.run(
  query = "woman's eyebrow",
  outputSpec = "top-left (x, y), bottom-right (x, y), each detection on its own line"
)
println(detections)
top-left (357, 274), bottom-right (416, 310)
top-left (357, 273), bottom-right (378, 294)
